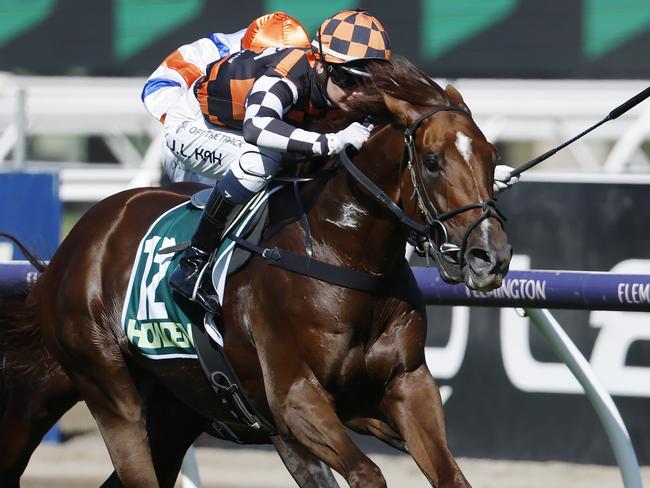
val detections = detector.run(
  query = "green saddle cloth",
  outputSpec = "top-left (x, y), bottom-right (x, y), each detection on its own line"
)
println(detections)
top-left (121, 185), bottom-right (279, 359)
top-left (121, 201), bottom-right (203, 359)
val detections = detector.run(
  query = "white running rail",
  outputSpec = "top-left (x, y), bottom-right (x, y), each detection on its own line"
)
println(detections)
top-left (0, 74), bottom-right (648, 201)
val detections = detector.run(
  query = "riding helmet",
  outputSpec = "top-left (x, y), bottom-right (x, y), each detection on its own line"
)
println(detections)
top-left (242, 12), bottom-right (311, 51)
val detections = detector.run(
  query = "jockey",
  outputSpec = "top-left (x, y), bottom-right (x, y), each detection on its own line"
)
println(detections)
top-left (141, 12), bottom-right (311, 184)
top-left (166, 9), bottom-right (389, 311)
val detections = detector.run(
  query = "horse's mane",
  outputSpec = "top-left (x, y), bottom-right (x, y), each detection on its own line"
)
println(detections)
top-left (364, 55), bottom-right (450, 110)
top-left (310, 55), bottom-right (450, 133)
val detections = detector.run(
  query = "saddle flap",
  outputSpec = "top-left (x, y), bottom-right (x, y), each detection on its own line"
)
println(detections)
top-left (211, 185), bottom-right (282, 304)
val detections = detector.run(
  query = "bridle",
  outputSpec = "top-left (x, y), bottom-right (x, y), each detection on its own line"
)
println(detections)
top-left (338, 105), bottom-right (505, 269)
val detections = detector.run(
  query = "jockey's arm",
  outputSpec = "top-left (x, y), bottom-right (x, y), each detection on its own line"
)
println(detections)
top-left (142, 29), bottom-right (246, 121)
top-left (243, 75), bottom-right (372, 157)
top-left (242, 75), bottom-right (329, 156)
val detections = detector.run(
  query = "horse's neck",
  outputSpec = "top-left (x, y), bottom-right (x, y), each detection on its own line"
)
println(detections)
top-left (305, 125), bottom-right (408, 274)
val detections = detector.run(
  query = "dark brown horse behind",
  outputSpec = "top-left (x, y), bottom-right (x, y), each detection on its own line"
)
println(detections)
top-left (0, 57), bottom-right (511, 487)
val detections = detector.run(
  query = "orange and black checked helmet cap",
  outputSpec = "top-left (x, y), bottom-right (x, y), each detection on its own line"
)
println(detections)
top-left (312, 9), bottom-right (391, 65)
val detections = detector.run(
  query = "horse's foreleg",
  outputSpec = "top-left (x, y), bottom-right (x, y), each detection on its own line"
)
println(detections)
top-left (381, 365), bottom-right (471, 488)
top-left (271, 435), bottom-right (340, 488)
top-left (273, 377), bottom-right (386, 488)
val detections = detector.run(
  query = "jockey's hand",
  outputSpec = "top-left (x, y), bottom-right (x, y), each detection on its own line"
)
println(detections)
top-left (493, 164), bottom-right (520, 193)
top-left (327, 122), bottom-right (374, 155)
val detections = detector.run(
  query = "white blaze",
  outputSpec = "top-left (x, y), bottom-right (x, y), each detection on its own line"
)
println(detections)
top-left (454, 130), bottom-right (481, 199)
top-left (455, 131), bottom-right (472, 164)
top-left (481, 218), bottom-right (491, 246)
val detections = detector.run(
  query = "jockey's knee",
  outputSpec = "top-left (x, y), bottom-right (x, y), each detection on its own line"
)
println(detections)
top-left (224, 149), bottom-right (283, 201)
top-left (216, 171), bottom-right (258, 204)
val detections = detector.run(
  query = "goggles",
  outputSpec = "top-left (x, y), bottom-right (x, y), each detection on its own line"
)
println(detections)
top-left (329, 67), bottom-right (360, 89)
top-left (328, 64), bottom-right (371, 90)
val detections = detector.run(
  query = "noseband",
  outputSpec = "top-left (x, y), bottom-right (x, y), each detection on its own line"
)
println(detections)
top-left (338, 105), bottom-right (505, 268)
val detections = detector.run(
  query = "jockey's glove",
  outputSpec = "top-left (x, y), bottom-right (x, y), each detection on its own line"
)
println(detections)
top-left (493, 164), bottom-right (520, 193)
top-left (326, 122), bottom-right (374, 155)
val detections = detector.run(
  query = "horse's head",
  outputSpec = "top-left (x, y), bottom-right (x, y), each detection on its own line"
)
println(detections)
top-left (382, 84), bottom-right (511, 291)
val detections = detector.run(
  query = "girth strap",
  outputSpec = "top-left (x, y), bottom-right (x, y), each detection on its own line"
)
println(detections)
top-left (231, 235), bottom-right (391, 292)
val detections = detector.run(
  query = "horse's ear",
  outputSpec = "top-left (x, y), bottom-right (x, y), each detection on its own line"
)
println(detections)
top-left (445, 84), bottom-right (470, 112)
top-left (382, 92), bottom-right (420, 127)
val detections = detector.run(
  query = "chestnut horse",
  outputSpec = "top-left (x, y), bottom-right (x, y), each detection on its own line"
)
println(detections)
top-left (0, 57), bottom-right (511, 487)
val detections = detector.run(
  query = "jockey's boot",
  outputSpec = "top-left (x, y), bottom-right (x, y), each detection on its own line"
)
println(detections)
top-left (169, 190), bottom-right (237, 313)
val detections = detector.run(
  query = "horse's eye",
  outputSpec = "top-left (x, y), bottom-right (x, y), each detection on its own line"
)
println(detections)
top-left (423, 154), bottom-right (441, 172)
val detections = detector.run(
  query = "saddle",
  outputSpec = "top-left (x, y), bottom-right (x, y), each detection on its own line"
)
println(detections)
top-left (120, 186), bottom-right (278, 442)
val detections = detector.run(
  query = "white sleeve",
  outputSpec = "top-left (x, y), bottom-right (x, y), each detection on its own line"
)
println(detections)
top-left (212, 29), bottom-right (246, 55)
top-left (141, 30), bottom-right (246, 121)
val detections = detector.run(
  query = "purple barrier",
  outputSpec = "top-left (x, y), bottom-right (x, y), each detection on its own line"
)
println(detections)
top-left (0, 261), bottom-right (41, 296)
top-left (3, 262), bottom-right (650, 312)
top-left (413, 267), bottom-right (650, 312)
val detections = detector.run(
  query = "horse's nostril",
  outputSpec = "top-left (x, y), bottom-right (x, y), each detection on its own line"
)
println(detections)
top-left (467, 247), bottom-right (494, 273)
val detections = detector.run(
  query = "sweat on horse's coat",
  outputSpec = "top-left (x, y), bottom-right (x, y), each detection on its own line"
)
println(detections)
top-left (324, 202), bottom-right (367, 229)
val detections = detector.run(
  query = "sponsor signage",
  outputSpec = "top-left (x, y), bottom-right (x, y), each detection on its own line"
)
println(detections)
top-left (0, 172), bottom-right (60, 261)
top-left (0, 0), bottom-right (648, 79)
top-left (415, 268), bottom-right (650, 311)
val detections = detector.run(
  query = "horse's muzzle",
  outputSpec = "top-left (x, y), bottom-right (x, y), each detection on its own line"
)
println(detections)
top-left (462, 243), bottom-right (512, 291)
top-left (431, 240), bottom-right (512, 291)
